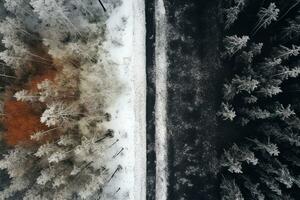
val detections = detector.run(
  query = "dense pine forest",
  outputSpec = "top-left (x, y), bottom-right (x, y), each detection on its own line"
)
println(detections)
top-left (219, 0), bottom-right (300, 199)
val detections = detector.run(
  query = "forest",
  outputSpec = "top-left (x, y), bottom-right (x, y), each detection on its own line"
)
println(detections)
top-left (0, 0), bottom-right (132, 199)
top-left (218, 0), bottom-right (300, 199)
top-left (0, 0), bottom-right (300, 200)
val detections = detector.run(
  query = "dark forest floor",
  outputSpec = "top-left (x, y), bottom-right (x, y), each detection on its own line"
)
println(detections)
top-left (165, 0), bottom-right (227, 199)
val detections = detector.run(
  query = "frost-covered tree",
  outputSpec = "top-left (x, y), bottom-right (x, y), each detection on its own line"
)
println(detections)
top-left (260, 175), bottom-right (282, 196)
top-left (0, 0), bottom-right (118, 199)
top-left (0, 131), bottom-right (113, 199)
top-left (14, 89), bottom-right (38, 102)
top-left (243, 177), bottom-right (265, 200)
top-left (218, 102), bottom-right (236, 121)
top-left (249, 138), bottom-right (280, 156)
top-left (4, 0), bottom-right (34, 18)
top-left (218, 1), bottom-right (300, 199)
top-left (30, 0), bottom-right (79, 37)
top-left (223, 35), bottom-right (249, 57)
top-left (232, 75), bottom-right (259, 94)
top-left (224, 7), bottom-right (240, 30)
top-left (221, 144), bottom-right (258, 173)
top-left (252, 3), bottom-right (280, 35)
top-left (41, 102), bottom-right (79, 127)
top-left (260, 160), bottom-right (296, 189)
top-left (29, 0), bottom-right (103, 48)
top-left (258, 85), bottom-right (282, 97)
top-left (273, 66), bottom-right (300, 80)
top-left (239, 42), bottom-right (263, 65)
top-left (242, 107), bottom-right (271, 120)
top-left (276, 45), bottom-right (300, 60)
top-left (0, 17), bottom-right (31, 68)
top-left (273, 129), bottom-right (300, 147)
top-left (274, 167), bottom-right (294, 188)
top-left (37, 79), bottom-right (58, 102)
top-left (220, 178), bottom-right (244, 200)
top-left (30, 128), bottom-right (58, 141)
top-left (14, 80), bottom-right (60, 103)
top-left (282, 15), bottom-right (300, 40)
top-left (243, 95), bottom-right (258, 104)
top-left (223, 83), bottom-right (237, 101)
top-left (262, 58), bottom-right (282, 68)
top-left (0, 146), bottom-right (32, 178)
top-left (0, 176), bottom-right (31, 199)
top-left (224, 0), bottom-right (247, 29)
top-left (275, 104), bottom-right (295, 120)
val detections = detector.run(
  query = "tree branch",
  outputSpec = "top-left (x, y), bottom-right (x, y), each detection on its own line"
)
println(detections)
top-left (98, 0), bottom-right (106, 12)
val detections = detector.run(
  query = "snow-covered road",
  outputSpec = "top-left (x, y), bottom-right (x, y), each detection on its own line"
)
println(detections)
top-left (100, 0), bottom-right (169, 199)
top-left (100, 0), bottom-right (146, 199)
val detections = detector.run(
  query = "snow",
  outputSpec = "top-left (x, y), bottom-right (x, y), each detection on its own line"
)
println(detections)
top-left (155, 0), bottom-right (169, 200)
top-left (98, 0), bottom-right (146, 199)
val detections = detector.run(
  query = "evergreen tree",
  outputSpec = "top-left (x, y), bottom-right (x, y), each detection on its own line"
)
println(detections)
top-left (223, 35), bottom-right (249, 57)
top-left (274, 66), bottom-right (300, 80)
top-left (276, 45), bottom-right (300, 60)
top-left (243, 177), bottom-right (265, 200)
top-left (221, 144), bottom-right (258, 173)
top-left (220, 178), bottom-right (244, 200)
top-left (260, 175), bottom-right (282, 196)
top-left (223, 83), bottom-right (237, 101)
top-left (224, 0), bottom-right (247, 29)
top-left (232, 75), bottom-right (259, 94)
top-left (40, 102), bottom-right (79, 127)
top-left (14, 89), bottom-right (38, 102)
top-left (282, 15), bottom-right (300, 40)
top-left (243, 95), bottom-right (258, 104)
top-left (239, 43), bottom-right (263, 65)
top-left (274, 104), bottom-right (295, 120)
top-left (219, 1), bottom-right (300, 199)
top-left (242, 107), bottom-right (271, 120)
top-left (218, 102), bottom-right (236, 121)
top-left (258, 85), bottom-right (282, 97)
top-left (252, 3), bottom-right (280, 35)
top-left (249, 138), bottom-right (280, 156)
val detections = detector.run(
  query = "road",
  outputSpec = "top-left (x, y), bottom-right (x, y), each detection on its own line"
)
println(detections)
top-left (147, 0), bottom-right (224, 199)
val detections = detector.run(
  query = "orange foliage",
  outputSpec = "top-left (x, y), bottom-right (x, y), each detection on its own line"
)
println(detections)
top-left (2, 44), bottom-right (62, 146)
top-left (3, 100), bottom-right (48, 146)
top-left (27, 68), bottom-right (57, 92)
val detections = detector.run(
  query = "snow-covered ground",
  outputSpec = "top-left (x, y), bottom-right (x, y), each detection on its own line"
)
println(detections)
top-left (155, 0), bottom-right (169, 200)
top-left (99, 0), bottom-right (146, 199)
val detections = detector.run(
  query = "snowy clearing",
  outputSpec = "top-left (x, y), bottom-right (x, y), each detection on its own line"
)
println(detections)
top-left (99, 0), bottom-right (146, 199)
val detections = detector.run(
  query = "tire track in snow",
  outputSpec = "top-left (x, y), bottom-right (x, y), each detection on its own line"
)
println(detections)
top-left (154, 0), bottom-right (168, 200)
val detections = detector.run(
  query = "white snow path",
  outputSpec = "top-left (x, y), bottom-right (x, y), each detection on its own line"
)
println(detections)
top-left (132, 0), bottom-right (147, 199)
top-left (99, 0), bottom-right (146, 199)
top-left (155, 0), bottom-right (169, 200)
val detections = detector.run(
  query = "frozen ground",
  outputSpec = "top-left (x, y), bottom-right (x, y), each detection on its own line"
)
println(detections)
top-left (99, 0), bottom-right (146, 199)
